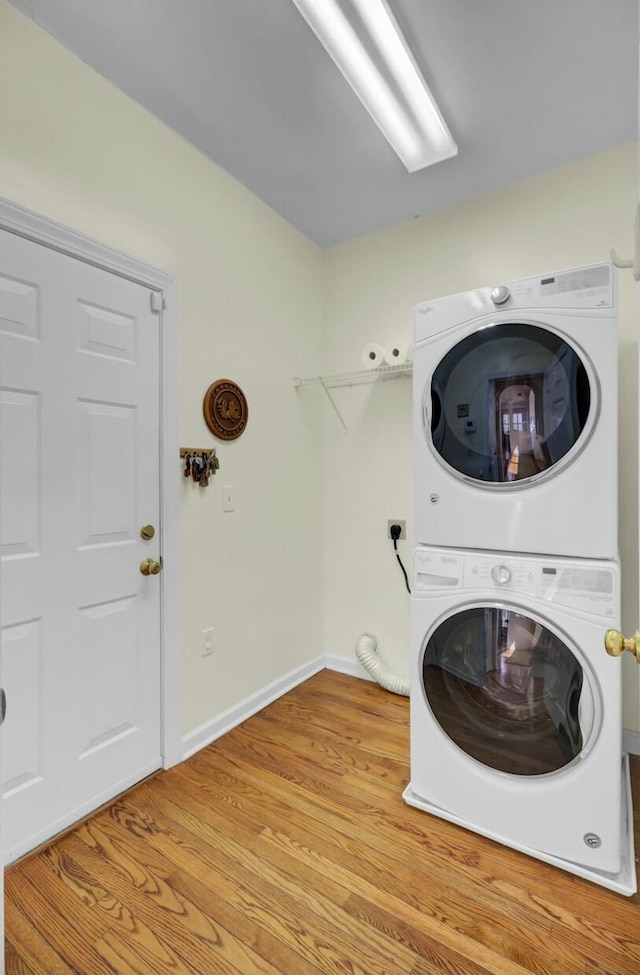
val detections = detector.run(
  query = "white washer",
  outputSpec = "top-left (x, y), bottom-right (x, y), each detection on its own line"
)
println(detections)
top-left (404, 546), bottom-right (636, 896)
top-left (413, 263), bottom-right (617, 559)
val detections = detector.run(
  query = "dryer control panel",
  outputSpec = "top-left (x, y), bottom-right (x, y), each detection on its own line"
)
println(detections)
top-left (414, 261), bottom-right (614, 343)
top-left (413, 548), bottom-right (618, 618)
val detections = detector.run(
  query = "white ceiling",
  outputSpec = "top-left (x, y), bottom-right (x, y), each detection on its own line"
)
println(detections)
top-left (9, 0), bottom-right (639, 248)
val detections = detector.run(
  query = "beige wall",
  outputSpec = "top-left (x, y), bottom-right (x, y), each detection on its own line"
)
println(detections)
top-left (0, 1), bottom-right (325, 735)
top-left (323, 144), bottom-right (640, 734)
top-left (1, 1), bottom-right (638, 740)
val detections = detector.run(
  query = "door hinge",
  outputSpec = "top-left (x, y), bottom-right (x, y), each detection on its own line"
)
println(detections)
top-left (0, 688), bottom-right (6, 726)
top-left (150, 291), bottom-right (166, 313)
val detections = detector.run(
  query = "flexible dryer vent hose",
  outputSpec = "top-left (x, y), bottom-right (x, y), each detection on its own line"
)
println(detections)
top-left (355, 633), bottom-right (410, 697)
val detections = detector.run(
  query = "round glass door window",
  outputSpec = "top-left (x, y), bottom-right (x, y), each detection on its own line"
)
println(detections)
top-left (422, 607), bottom-right (596, 776)
top-left (429, 323), bottom-right (592, 484)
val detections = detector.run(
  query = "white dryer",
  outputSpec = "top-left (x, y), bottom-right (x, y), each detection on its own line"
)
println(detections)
top-left (404, 546), bottom-right (636, 896)
top-left (413, 263), bottom-right (617, 559)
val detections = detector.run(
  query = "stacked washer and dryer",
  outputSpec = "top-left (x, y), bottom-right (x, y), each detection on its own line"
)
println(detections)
top-left (403, 263), bottom-right (637, 895)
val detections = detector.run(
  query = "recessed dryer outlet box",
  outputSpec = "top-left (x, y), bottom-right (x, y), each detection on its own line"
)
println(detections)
top-left (387, 520), bottom-right (406, 539)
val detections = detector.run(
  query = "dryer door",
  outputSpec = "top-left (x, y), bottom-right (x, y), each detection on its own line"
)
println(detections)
top-left (421, 605), bottom-right (599, 776)
top-left (428, 322), bottom-right (593, 484)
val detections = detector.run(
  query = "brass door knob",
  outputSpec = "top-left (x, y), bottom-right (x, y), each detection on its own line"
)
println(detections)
top-left (140, 558), bottom-right (162, 576)
top-left (604, 629), bottom-right (640, 663)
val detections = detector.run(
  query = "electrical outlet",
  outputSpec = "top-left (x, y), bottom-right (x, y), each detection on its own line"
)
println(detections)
top-left (387, 520), bottom-right (406, 539)
top-left (202, 627), bottom-right (214, 657)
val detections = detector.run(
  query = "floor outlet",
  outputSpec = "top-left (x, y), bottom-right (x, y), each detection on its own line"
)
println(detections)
top-left (202, 627), bottom-right (214, 656)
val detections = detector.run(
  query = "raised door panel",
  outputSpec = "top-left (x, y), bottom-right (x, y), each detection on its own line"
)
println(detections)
top-left (78, 596), bottom-right (138, 758)
top-left (0, 389), bottom-right (41, 560)
top-left (0, 619), bottom-right (43, 798)
top-left (0, 271), bottom-right (39, 341)
top-left (76, 399), bottom-right (137, 549)
top-left (76, 300), bottom-right (137, 363)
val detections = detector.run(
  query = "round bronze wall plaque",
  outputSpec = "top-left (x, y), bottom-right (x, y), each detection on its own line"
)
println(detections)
top-left (203, 379), bottom-right (249, 441)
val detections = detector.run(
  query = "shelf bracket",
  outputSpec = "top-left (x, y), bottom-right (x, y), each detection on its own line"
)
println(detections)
top-left (319, 378), bottom-right (348, 431)
top-left (294, 361), bottom-right (411, 431)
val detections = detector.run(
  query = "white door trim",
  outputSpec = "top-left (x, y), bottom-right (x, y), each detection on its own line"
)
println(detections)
top-left (0, 197), bottom-right (182, 770)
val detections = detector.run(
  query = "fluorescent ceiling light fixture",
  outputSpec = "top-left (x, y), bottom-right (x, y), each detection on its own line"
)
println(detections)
top-left (290, 0), bottom-right (457, 172)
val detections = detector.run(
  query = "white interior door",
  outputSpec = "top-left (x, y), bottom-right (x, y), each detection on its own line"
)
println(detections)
top-left (0, 393), bottom-right (3, 973)
top-left (0, 228), bottom-right (163, 863)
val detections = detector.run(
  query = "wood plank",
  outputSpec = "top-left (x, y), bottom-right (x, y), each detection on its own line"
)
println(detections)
top-left (194, 693), bottom-right (640, 953)
top-left (5, 868), bottom-right (113, 975)
top-left (346, 895), bottom-right (513, 975)
top-left (5, 670), bottom-right (640, 975)
top-left (4, 941), bottom-right (38, 975)
top-left (161, 759), bottom-right (575, 975)
top-left (192, 705), bottom-right (640, 968)
top-left (193, 729), bottom-right (616, 932)
top-left (297, 669), bottom-right (410, 723)
top-left (3, 896), bottom-right (76, 975)
top-left (20, 847), bottom-right (201, 975)
top-left (83, 792), bottom-right (411, 975)
top-left (152, 767), bottom-right (353, 905)
top-left (248, 700), bottom-right (408, 783)
top-left (59, 831), bottom-right (284, 975)
top-left (120, 785), bottom-right (418, 975)
top-left (81, 812), bottom-right (328, 975)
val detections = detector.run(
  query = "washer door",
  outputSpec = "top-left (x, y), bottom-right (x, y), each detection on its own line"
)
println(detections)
top-left (421, 606), bottom-right (598, 776)
top-left (428, 322), bottom-right (593, 484)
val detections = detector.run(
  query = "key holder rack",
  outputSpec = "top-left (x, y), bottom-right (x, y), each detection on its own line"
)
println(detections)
top-left (180, 447), bottom-right (220, 487)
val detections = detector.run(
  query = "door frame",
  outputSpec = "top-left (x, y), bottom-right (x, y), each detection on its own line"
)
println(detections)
top-left (0, 197), bottom-right (182, 769)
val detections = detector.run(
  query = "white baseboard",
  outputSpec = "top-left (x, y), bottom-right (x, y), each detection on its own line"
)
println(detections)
top-left (324, 653), bottom-right (376, 683)
top-left (181, 656), bottom-right (325, 761)
top-left (623, 729), bottom-right (640, 756)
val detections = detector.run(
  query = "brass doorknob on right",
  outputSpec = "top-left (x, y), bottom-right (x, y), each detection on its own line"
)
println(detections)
top-left (140, 558), bottom-right (162, 576)
top-left (604, 629), bottom-right (640, 663)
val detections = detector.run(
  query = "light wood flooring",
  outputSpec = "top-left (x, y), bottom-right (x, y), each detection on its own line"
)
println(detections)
top-left (5, 669), bottom-right (640, 974)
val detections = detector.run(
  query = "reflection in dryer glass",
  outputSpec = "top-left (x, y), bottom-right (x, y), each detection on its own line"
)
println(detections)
top-left (429, 323), bottom-right (591, 483)
top-left (422, 608), bottom-right (584, 775)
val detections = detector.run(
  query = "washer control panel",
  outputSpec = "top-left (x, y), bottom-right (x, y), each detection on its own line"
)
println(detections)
top-left (413, 549), bottom-right (618, 618)
top-left (466, 554), bottom-right (617, 616)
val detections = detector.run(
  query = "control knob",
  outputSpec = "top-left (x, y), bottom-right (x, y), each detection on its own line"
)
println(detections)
top-left (491, 285), bottom-right (510, 305)
top-left (491, 564), bottom-right (511, 586)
